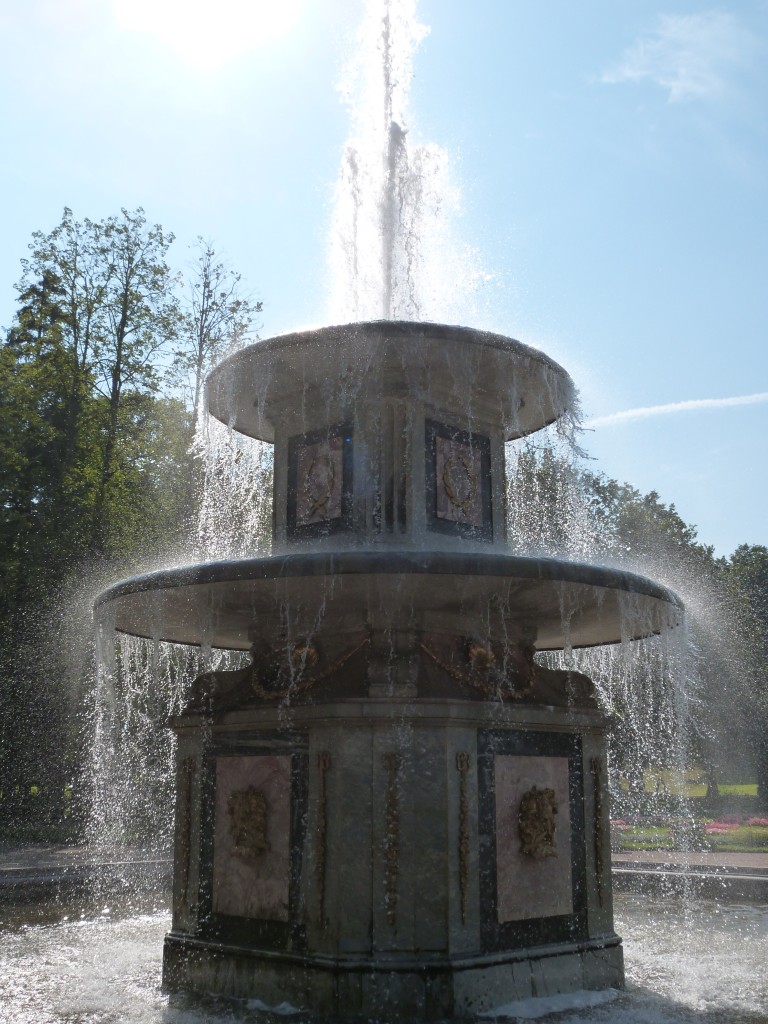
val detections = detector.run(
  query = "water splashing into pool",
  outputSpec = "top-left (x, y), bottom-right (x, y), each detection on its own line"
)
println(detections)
top-left (2, 894), bottom-right (766, 1023)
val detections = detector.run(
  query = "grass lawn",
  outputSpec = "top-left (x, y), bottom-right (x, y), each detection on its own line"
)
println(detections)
top-left (719, 784), bottom-right (759, 796)
top-left (619, 771), bottom-right (759, 800)
top-left (614, 823), bottom-right (768, 853)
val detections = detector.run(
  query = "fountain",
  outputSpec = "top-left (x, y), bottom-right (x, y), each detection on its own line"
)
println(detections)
top-left (1, 3), bottom-right (761, 1023)
top-left (84, 2), bottom-right (693, 1019)
top-left (94, 315), bottom-right (682, 1019)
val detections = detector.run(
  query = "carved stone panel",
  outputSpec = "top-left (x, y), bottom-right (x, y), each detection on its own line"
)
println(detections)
top-left (493, 754), bottom-right (572, 923)
top-left (287, 425), bottom-right (353, 537)
top-left (435, 435), bottom-right (483, 525)
top-left (518, 785), bottom-right (559, 860)
top-left (297, 437), bottom-right (343, 525)
top-left (212, 754), bottom-right (292, 921)
top-left (425, 420), bottom-right (492, 540)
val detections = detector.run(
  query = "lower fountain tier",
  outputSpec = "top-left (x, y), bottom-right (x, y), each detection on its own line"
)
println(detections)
top-left (164, 698), bottom-right (623, 1019)
top-left (97, 550), bottom-right (683, 651)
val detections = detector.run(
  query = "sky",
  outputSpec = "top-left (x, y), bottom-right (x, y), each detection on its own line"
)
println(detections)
top-left (0, 0), bottom-right (766, 558)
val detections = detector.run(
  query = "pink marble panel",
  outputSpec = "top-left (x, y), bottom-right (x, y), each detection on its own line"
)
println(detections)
top-left (494, 754), bottom-right (573, 922)
top-left (212, 754), bottom-right (291, 921)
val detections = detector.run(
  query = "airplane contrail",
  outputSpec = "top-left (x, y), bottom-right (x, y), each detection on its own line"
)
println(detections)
top-left (585, 391), bottom-right (768, 428)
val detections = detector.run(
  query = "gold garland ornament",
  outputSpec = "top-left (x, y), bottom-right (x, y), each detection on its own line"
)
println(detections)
top-left (419, 639), bottom-right (535, 700)
top-left (249, 636), bottom-right (369, 700)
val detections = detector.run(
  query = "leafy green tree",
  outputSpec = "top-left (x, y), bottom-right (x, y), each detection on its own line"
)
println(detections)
top-left (0, 207), bottom-right (191, 840)
top-left (18, 210), bottom-right (103, 514)
top-left (1, 208), bottom-right (265, 843)
top-left (0, 316), bottom-right (94, 837)
top-left (581, 471), bottom-right (716, 571)
top-left (726, 545), bottom-right (768, 799)
top-left (172, 239), bottom-right (262, 426)
top-left (10, 207), bottom-right (184, 558)
top-left (729, 545), bottom-right (768, 633)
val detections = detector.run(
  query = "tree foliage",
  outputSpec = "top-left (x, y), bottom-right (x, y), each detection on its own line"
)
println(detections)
top-left (586, 474), bottom-right (768, 796)
top-left (726, 544), bottom-right (768, 797)
top-left (0, 209), bottom-right (259, 840)
top-left (172, 239), bottom-right (262, 425)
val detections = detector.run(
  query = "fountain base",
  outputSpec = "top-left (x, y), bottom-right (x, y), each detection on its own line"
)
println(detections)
top-left (164, 694), bottom-right (621, 1019)
top-left (162, 933), bottom-right (624, 1018)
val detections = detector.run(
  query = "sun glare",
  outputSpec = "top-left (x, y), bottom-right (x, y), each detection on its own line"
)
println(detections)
top-left (112, 0), bottom-right (302, 69)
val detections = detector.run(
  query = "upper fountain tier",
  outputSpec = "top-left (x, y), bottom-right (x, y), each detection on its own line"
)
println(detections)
top-left (206, 321), bottom-right (576, 554)
top-left (96, 320), bottom-right (684, 651)
top-left (207, 321), bottom-right (574, 442)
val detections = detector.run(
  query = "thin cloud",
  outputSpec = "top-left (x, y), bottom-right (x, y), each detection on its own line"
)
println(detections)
top-left (601, 12), bottom-right (752, 103)
top-left (586, 392), bottom-right (768, 429)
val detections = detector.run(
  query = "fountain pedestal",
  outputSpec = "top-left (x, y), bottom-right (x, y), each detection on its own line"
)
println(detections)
top-left (163, 693), bottom-right (621, 1018)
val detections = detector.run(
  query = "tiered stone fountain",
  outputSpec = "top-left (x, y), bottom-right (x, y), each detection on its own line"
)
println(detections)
top-left (96, 319), bottom-right (682, 1019)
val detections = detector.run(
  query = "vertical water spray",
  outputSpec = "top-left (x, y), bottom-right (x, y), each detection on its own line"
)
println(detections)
top-left (328, 0), bottom-right (485, 323)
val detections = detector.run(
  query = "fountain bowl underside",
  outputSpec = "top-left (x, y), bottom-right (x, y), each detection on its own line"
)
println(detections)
top-left (96, 551), bottom-right (682, 651)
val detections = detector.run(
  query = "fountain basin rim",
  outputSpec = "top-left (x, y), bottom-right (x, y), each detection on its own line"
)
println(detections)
top-left (164, 927), bottom-right (622, 972)
top-left (211, 319), bottom-right (568, 374)
top-left (205, 320), bottom-right (576, 442)
top-left (96, 551), bottom-right (681, 607)
top-left (95, 550), bottom-right (683, 652)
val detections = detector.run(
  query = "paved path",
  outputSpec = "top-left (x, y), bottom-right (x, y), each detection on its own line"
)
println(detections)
top-left (612, 849), bottom-right (768, 900)
top-left (0, 843), bottom-right (169, 872)
top-left (3, 844), bottom-right (765, 872)
top-left (613, 849), bottom-right (768, 874)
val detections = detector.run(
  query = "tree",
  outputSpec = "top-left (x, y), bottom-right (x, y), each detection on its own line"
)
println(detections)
top-left (94, 210), bottom-right (183, 552)
top-left (0, 208), bottom-right (267, 843)
top-left (0, 317), bottom-right (78, 836)
top-left (726, 545), bottom-right (768, 799)
top-left (18, 210), bottom-right (103, 517)
top-left (0, 208), bottom-right (191, 840)
top-left (172, 239), bottom-right (262, 426)
top-left (729, 544), bottom-right (768, 634)
top-left (506, 440), bottom-right (595, 559)
top-left (575, 470), bottom-right (768, 801)
top-left (14, 208), bottom-right (185, 561)
top-left (581, 471), bottom-right (716, 571)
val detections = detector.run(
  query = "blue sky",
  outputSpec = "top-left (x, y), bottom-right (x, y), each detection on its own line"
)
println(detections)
top-left (1, 0), bottom-right (766, 558)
